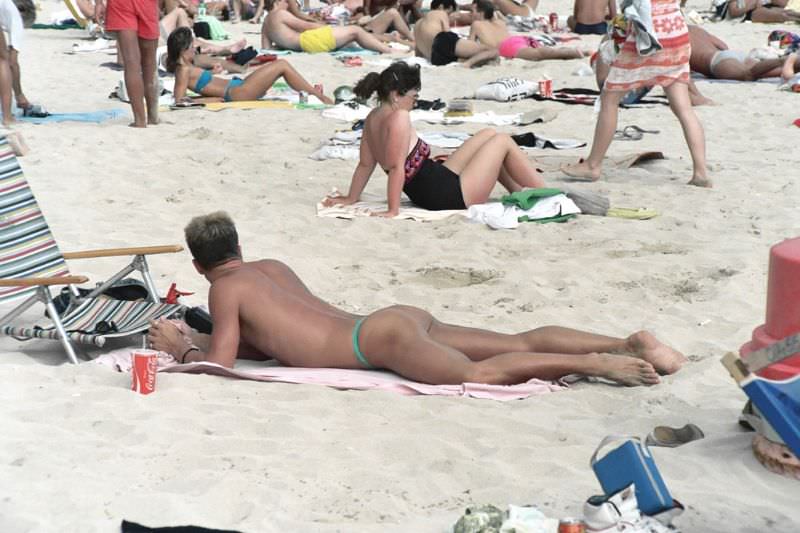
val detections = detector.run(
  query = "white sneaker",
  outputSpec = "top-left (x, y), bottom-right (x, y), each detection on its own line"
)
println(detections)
top-left (583, 485), bottom-right (679, 533)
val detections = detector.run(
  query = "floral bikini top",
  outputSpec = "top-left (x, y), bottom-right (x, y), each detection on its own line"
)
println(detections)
top-left (403, 138), bottom-right (430, 184)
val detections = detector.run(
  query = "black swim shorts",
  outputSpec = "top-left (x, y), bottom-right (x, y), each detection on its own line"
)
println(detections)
top-left (574, 21), bottom-right (608, 35)
top-left (430, 31), bottom-right (460, 66)
top-left (403, 159), bottom-right (466, 211)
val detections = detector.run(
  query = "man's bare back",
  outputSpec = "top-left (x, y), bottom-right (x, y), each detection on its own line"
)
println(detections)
top-left (414, 10), bottom-right (449, 58)
top-left (205, 260), bottom-right (361, 368)
top-left (573, 0), bottom-right (613, 24)
top-left (263, 9), bottom-right (308, 49)
top-left (469, 17), bottom-right (508, 48)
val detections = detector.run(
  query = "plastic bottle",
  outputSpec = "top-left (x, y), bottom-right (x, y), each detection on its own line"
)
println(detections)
top-left (198, 0), bottom-right (207, 17)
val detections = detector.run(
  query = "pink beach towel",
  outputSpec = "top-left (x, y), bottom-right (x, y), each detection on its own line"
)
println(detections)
top-left (94, 348), bottom-right (565, 400)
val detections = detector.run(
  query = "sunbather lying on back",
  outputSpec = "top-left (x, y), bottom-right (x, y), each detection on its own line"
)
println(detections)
top-left (722, 0), bottom-right (800, 23)
top-left (158, 11), bottom-right (249, 73)
top-left (261, 0), bottom-right (395, 53)
top-left (469, 0), bottom-right (589, 62)
top-left (148, 212), bottom-right (686, 387)
top-left (166, 27), bottom-right (334, 103)
top-left (414, 0), bottom-right (497, 67)
top-left (689, 25), bottom-right (800, 81)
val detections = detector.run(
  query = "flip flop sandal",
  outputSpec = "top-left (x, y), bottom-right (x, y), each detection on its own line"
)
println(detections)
top-left (614, 128), bottom-right (643, 141)
top-left (645, 423), bottom-right (705, 448)
top-left (624, 125), bottom-right (660, 135)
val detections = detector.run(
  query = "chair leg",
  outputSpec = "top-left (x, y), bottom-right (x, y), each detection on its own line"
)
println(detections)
top-left (44, 299), bottom-right (79, 364)
top-left (133, 255), bottom-right (161, 304)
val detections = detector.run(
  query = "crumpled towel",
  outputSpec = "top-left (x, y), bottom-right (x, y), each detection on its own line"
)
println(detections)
top-left (466, 195), bottom-right (581, 230)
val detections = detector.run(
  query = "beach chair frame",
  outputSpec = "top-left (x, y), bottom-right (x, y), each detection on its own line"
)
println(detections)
top-left (0, 246), bottom-right (184, 364)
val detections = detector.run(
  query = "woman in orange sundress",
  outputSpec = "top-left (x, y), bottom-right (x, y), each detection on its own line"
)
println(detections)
top-left (561, 0), bottom-right (711, 187)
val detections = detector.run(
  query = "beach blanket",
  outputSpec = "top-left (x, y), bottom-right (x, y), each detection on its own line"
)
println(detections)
top-left (368, 56), bottom-right (434, 69)
top-left (530, 88), bottom-right (669, 107)
top-left (317, 189), bottom-right (465, 221)
top-left (69, 38), bottom-right (115, 53)
top-left (94, 347), bottom-right (564, 400)
top-left (203, 100), bottom-right (295, 111)
top-left (322, 102), bottom-right (521, 125)
top-left (691, 73), bottom-right (781, 84)
top-left (32, 22), bottom-right (80, 30)
top-left (18, 109), bottom-right (127, 123)
top-left (311, 130), bottom-right (472, 160)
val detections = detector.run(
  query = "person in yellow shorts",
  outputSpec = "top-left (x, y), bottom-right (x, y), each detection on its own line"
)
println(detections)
top-left (261, 0), bottom-right (395, 54)
top-left (298, 25), bottom-right (336, 53)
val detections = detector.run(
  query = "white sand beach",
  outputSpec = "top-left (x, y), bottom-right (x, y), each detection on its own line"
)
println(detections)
top-left (1, 1), bottom-right (799, 531)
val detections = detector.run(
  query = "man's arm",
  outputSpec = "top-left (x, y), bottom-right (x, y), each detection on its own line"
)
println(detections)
top-left (288, 0), bottom-right (317, 21)
top-left (607, 0), bottom-right (617, 19)
top-left (284, 11), bottom-right (323, 30)
top-left (148, 283), bottom-right (242, 368)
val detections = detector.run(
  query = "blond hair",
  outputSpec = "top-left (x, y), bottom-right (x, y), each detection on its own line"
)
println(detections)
top-left (184, 212), bottom-right (241, 269)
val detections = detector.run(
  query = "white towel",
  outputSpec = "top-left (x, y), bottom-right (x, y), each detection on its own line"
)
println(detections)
top-left (321, 103), bottom-right (521, 126)
top-left (317, 189), bottom-right (465, 221)
top-left (466, 195), bottom-right (581, 230)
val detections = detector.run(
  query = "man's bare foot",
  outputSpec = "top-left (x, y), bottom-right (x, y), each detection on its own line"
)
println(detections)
top-left (129, 121), bottom-right (147, 128)
top-left (688, 175), bottom-right (712, 188)
top-left (692, 95), bottom-right (716, 106)
top-left (625, 330), bottom-right (687, 375)
top-left (2, 117), bottom-right (15, 127)
top-left (15, 96), bottom-right (30, 109)
top-left (561, 158), bottom-right (601, 180)
top-left (593, 353), bottom-right (660, 386)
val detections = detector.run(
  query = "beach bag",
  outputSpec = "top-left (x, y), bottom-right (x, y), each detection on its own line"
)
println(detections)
top-left (193, 21), bottom-right (212, 40)
top-left (474, 77), bottom-right (536, 102)
top-left (590, 435), bottom-right (673, 516)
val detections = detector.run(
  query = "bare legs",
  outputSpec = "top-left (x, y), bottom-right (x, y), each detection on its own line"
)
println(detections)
top-left (664, 82), bottom-right (709, 187)
top-left (516, 46), bottom-right (589, 61)
top-left (562, 82), bottom-right (710, 187)
top-left (358, 305), bottom-right (685, 386)
top-left (331, 26), bottom-right (394, 54)
top-left (781, 52), bottom-right (799, 82)
top-left (455, 40), bottom-right (499, 68)
top-left (441, 128), bottom-right (545, 205)
top-left (0, 32), bottom-right (13, 126)
top-left (229, 59), bottom-right (334, 104)
top-left (117, 31), bottom-right (158, 127)
top-left (364, 7), bottom-right (415, 42)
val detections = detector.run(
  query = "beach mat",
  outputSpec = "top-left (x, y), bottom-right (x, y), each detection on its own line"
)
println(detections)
top-left (95, 348), bottom-right (564, 400)
top-left (535, 151), bottom-right (665, 172)
top-left (18, 109), bottom-right (127, 123)
top-left (32, 22), bottom-right (81, 30)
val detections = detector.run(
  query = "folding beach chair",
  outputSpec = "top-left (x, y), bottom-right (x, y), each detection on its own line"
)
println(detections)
top-left (721, 334), bottom-right (800, 459)
top-left (0, 137), bottom-right (184, 364)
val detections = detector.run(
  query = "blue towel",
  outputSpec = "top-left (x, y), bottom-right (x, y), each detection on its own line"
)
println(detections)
top-left (18, 109), bottom-right (128, 124)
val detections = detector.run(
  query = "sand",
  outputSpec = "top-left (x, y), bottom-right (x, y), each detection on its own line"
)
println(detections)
top-left (1, 1), bottom-right (799, 531)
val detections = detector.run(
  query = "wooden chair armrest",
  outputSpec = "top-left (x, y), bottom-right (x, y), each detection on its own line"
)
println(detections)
top-left (0, 275), bottom-right (89, 287)
top-left (62, 245), bottom-right (184, 260)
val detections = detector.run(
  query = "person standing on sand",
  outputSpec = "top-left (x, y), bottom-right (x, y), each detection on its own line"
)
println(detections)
top-left (96, 0), bottom-right (159, 127)
top-left (0, 0), bottom-right (30, 126)
top-left (148, 212), bottom-right (687, 387)
top-left (562, 0), bottom-right (711, 187)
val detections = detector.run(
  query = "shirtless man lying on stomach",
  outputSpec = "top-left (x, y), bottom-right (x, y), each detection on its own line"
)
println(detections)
top-left (148, 212), bottom-right (686, 387)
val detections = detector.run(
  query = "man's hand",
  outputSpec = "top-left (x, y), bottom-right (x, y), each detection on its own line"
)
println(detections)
top-left (147, 319), bottom-right (191, 358)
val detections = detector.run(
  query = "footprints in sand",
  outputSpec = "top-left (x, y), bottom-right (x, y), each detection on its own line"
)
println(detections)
top-left (412, 267), bottom-right (503, 289)
top-left (605, 241), bottom-right (690, 259)
top-left (612, 267), bottom-right (739, 303)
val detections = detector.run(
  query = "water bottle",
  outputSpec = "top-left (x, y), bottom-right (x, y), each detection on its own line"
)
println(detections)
top-left (198, 0), bottom-right (207, 17)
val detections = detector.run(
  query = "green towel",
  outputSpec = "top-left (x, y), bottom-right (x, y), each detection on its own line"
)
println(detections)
top-left (196, 15), bottom-right (229, 40)
top-left (501, 188), bottom-right (563, 210)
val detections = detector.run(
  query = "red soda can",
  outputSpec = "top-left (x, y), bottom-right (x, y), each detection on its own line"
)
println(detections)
top-left (538, 79), bottom-right (553, 98)
top-left (558, 518), bottom-right (586, 533)
top-left (549, 12), bottom-right (559, 32)
top-left (131, 349), bottom-right (158, 395)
